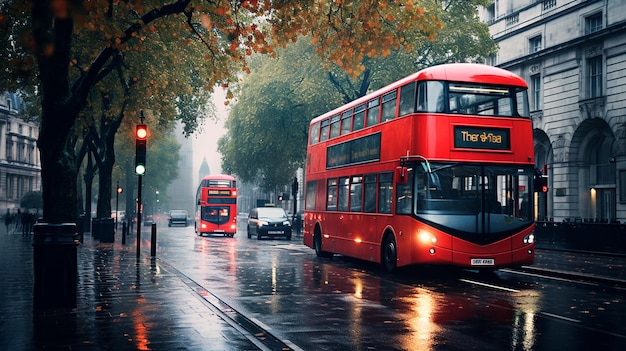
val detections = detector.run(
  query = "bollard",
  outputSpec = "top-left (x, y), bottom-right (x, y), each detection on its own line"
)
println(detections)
top-left (150, 222), bottom-right (157, 257)
top-left (122, 221), bottom-right (127, 244)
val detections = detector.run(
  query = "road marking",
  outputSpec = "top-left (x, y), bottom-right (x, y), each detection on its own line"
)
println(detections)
top-left (500, 268), bottom-right (600, 287)
top-left (459, 278), bottom-right (520, 292)
top-left (540, 311), bottom-right (580, 323)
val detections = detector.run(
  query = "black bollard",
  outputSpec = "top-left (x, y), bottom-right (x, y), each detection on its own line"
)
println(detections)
top-left (150, 223), bottom-right (157, 257)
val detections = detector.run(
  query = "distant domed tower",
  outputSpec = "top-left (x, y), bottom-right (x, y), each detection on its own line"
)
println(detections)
top-left (199, 157), bottom-right (210, 179)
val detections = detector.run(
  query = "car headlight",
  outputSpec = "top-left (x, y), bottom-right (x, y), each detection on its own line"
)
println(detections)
top-left (259, 221), bottom-right (268, 227)
top-left (283, 221), bottom-right (291, 226)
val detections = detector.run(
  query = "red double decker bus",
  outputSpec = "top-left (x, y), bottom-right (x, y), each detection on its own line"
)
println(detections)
top-left (195, 174), bottom-right (237, 237)
top-left (304, 63), bottom-right (536, 272)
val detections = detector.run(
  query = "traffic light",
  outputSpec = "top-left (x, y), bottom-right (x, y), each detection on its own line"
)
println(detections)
top-left (534, 168), bottom-right (548, 193)
top-left (135, 124), bottom-right (147, 175)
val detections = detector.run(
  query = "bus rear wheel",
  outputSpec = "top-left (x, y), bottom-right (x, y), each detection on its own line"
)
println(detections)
top-left (314, 231), bottom-right (332, 258)
top-left (381, 235), bottom-right (397, 272)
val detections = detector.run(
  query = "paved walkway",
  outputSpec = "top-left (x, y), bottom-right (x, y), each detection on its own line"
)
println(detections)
top-left (0, 223), bottom-right (624, 350)
top-left (0, 224), bottom-right (262, 350)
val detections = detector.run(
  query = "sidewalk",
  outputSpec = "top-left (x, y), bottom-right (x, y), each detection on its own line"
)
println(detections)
top-left (1, 224), bottom-right (625, 350)
top-left (0, 225), bottom-right (262, 351)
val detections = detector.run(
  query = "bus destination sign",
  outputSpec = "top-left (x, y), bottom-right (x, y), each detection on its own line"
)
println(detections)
top-left (208, 189), bottom-right (231, 196)
top-left (454, 126), bottom-right (510, 150)
top-left (326, 133), bottom-right (381, 169)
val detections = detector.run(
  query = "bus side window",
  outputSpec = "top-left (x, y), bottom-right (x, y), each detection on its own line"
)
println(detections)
top-left (340, 109), bottom-right (352, 135)
top-left (350, 176), bottom-right (363, 212)
top-left (338, 177), bottom-right (349, 211)
top-left (310, 122), bottom-right (320, 145)
top-left (305, 180), bottom-right (317, 211)
top-left (326, 178), bottom-right (338, 211)
top-left (418, 81), bottom-right (445, 113)
top-left (320, 119), bottom-right (330, 141)
top-left (330, 115), bottom-right (340, 138)
top-left (381, 91), bottom-right (397, 122)
top-left (364, 174), bottom-right (377, 213)
top-left (353, 104), bottom-right (365, 131)
top-left (399, 82), bottom-right (416, 117)
top-left (366, 98), bottom-right (380, 127)
top-left (378, 172), bottom-right (393, 214)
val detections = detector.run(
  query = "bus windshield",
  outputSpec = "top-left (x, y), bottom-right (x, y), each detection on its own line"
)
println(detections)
top-left (416, 81), bottom-right (530, 117)
top-left (399, 162), bottom-right (533, 235)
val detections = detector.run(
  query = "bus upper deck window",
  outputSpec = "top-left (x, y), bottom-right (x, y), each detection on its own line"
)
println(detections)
top-left (310, 122), bottom-right (320, 145)
top-left (353, 104), bottom-right (365, 131)
top-left (330, 114), bottom-right (340, 138)
top-left (341, 109), bottom-right (352, 135)
top-left (320, 119), bottom-right (330, 141)
top-left (381, 91), bottom-right (397, 122)
top-left (417, 81), bottom-right (444, 113)
top-left (399, 82), bottom-right (417, 117)
top-left (367, 98), bottom-right (380, 127)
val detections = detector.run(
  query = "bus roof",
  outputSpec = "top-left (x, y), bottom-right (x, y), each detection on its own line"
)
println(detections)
top-left (199, 174), bottom-right (236, 181)
top-left (310, 63), bottom-right (528, 125)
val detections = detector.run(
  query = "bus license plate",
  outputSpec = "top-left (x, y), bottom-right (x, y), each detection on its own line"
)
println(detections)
top-left (471, 258), bottom-right (494, 266)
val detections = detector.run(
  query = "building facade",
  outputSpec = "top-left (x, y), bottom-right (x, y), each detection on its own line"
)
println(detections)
top-left (482, 0), bottom-right (626, 223)
top-left (0, 92), bottom-right (41, 214)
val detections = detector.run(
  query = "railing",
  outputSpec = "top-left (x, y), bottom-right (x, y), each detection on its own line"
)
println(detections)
top-left (535, 220), bottom-right (625, 254)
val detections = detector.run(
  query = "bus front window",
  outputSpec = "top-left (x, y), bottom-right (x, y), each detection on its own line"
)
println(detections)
top-left (415, 163), bottom-right (533, 235)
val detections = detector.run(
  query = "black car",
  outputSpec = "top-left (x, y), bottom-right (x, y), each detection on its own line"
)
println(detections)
top-left (168, 210), bottom-right (188, 227)
top-left (247, 207), bottom-right (292, 240)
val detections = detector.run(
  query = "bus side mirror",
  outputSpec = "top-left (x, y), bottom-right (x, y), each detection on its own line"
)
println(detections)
top-left (396, 166), bottom-right (408, 184)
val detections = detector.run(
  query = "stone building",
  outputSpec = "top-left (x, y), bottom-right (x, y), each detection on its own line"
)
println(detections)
top-left (482, 0), bottom-right (626, 223)
top-left (0, 92), bottom-right (41, 214)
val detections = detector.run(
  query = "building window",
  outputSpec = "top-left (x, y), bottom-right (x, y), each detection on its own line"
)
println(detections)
top-left (588, 56), bottom-right (603, 98)
top-left (585, 12), bottom-right (603, 34)
top-left (531, 74), bottom-right (542, 111)
top-left (543, 0), bottom-right (557, 11)
top-left (529, 36), bottom-right (542, 54)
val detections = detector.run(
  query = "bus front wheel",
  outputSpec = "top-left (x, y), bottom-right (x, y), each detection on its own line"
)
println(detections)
top-left (314, 231), bottom-right (332, 258)
top-left (381, 234), bottom-right (397, 272)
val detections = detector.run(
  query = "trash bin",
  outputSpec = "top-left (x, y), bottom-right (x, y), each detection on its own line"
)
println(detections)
top-left (32, 223), bottom-right (79, 308)
top-left (100, 217), bottom-right (115, 243)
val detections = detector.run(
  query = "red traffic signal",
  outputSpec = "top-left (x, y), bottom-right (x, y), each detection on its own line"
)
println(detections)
top-left (136, 124), bottom-right (148, 140)
top-left (135, 124), bottom-right (148, 175)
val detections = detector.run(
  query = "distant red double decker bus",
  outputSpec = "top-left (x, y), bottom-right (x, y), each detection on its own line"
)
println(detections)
top-left (195, 174), bottom-right (237, 237)
top-left (304, 63), bottom-right (536, 272)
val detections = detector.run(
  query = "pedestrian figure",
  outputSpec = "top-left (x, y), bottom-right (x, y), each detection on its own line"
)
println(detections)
top-left (21, 210), bottom-right (31, 236)
top-left (4, 210), bottom-right (12, 234)
top-left (15, 209), bottom-right (22, 234)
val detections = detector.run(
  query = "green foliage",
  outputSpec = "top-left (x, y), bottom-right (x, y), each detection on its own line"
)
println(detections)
top-left (219, 40), bottom-right (343, 191)
top-left (0, 0), bottom-right (448, 222)
top-left (219, 0), bottom-right (496, 192)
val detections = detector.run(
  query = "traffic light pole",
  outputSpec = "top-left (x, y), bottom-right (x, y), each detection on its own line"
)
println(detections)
top-left (136, 174), bottom-right (142, 259)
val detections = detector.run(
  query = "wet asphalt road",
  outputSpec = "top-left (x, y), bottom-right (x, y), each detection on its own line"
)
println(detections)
top-left (152, 221), bottom-right (626, 351)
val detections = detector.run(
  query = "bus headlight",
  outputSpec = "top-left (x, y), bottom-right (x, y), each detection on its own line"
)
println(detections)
top-left (418, 230), bottom-right (437, 244)
top-left (523, 232), bottom-right (535, 244)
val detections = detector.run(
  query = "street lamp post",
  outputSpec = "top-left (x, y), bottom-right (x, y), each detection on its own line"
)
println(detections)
top-left (116, 182), bottom-right (123, 231)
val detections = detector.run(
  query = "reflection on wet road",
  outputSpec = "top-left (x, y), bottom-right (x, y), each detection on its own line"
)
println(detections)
top-left (156, 225), bottom-right (626, 351)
